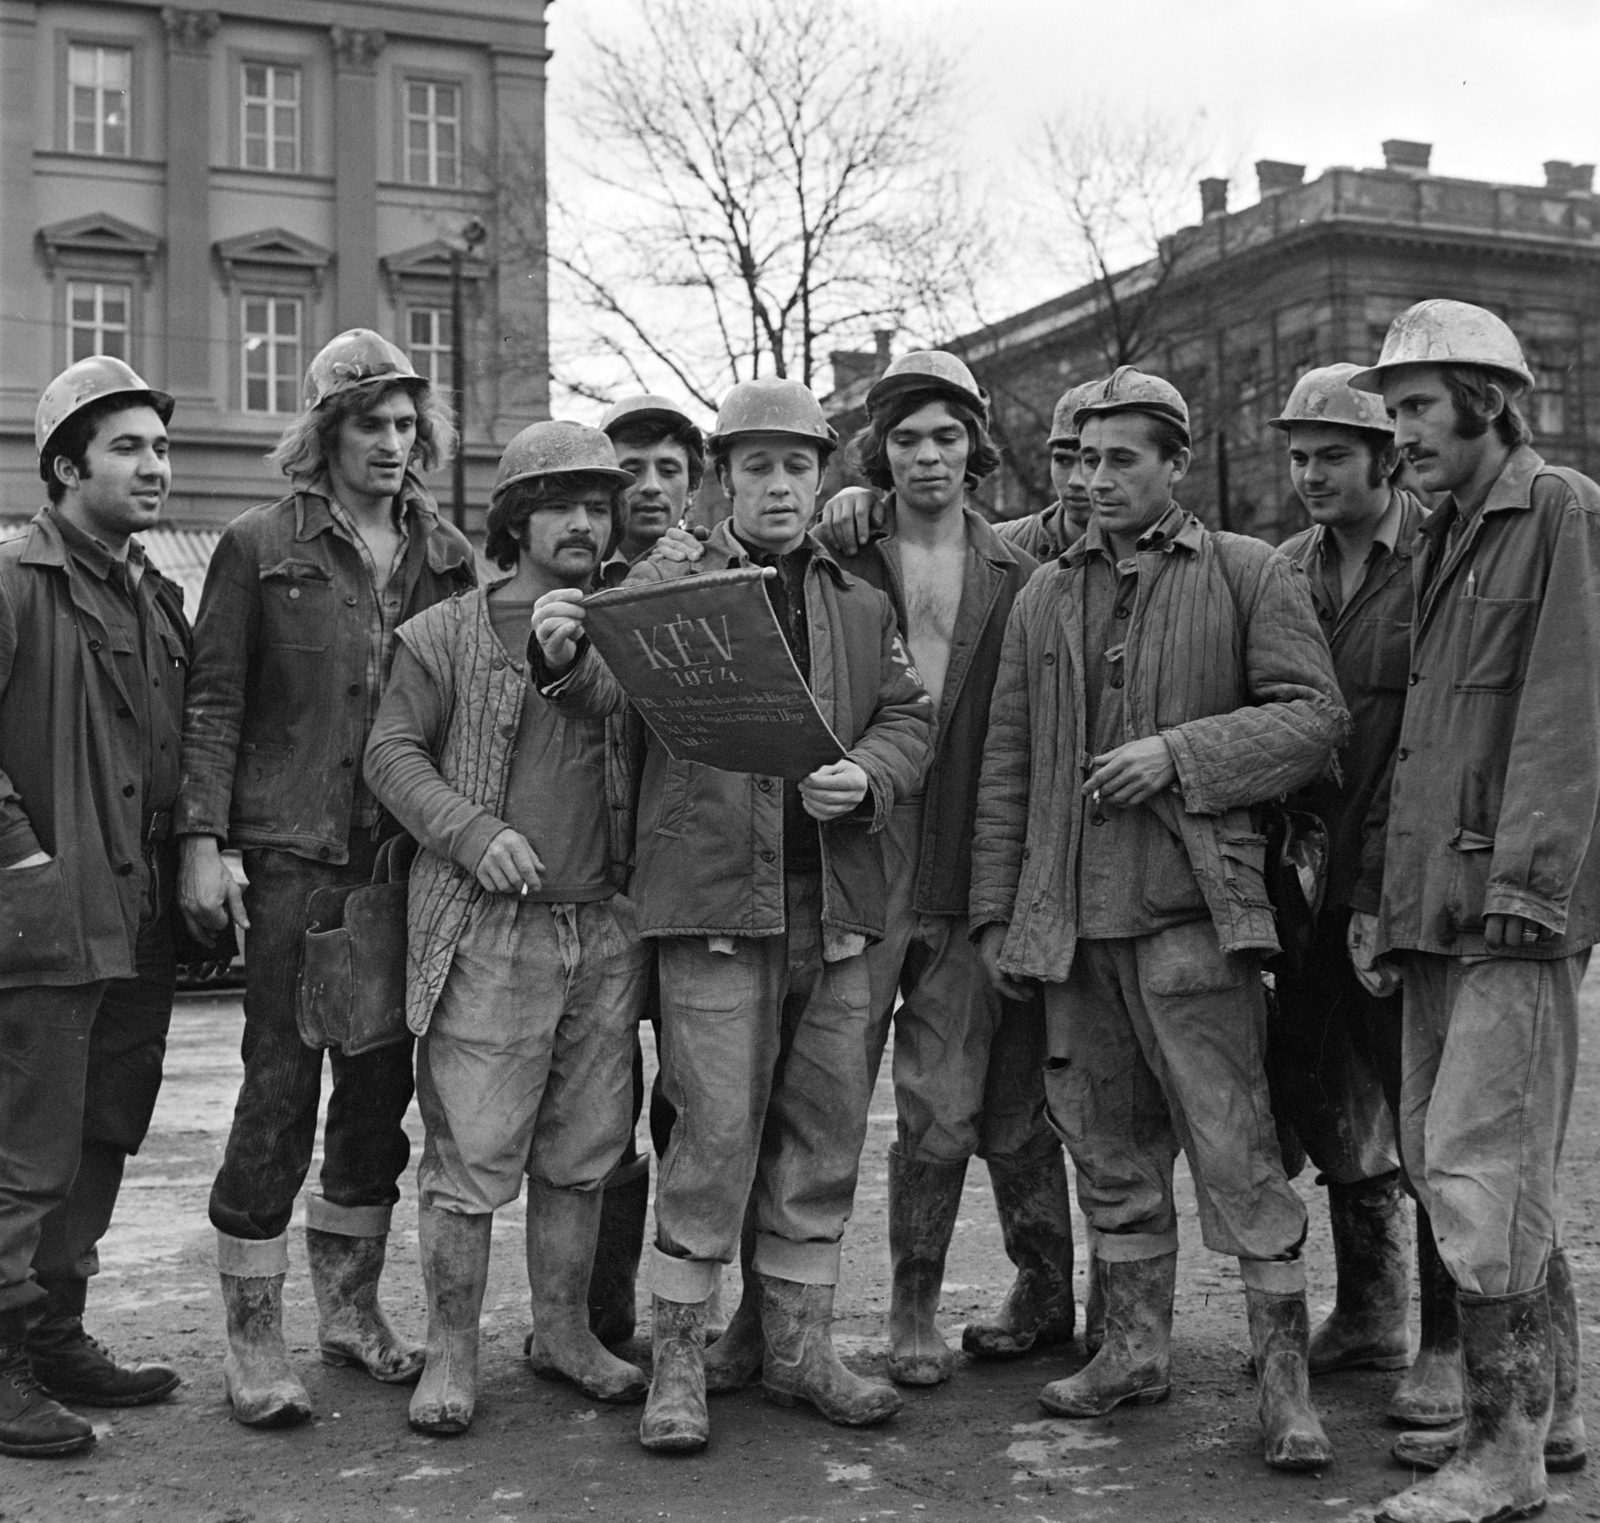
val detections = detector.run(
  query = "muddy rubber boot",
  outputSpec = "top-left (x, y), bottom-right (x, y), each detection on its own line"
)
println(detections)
top-left (1083, 1245), bottom-right (1106, 1355)
top-left (28, 1276), bottom-right (180, 1407)
top-left (640, 1295), bottom-right (709, 1453)
top-left (305, 1205), bottom-right (423, 1384)
top-left (1310, 1173), bottom-right (1412, 1375)
top-left (759, 1273), bottom-right (902, 1426)
top-left (1389, 1207), bottom-right (1464, 1428)
top-left (586, 1155), bottom-right (649, 1348)
top-left (886, 1145), bottom-right (966, 1385)
top-left (1247, 1284), bottom-right (1334, 1471)
top-left (704, 1215), bottom-right (763, 1394)
top-left (1395, 1246), bottom-right (1585, 1475)
top-left (963, 1148), bottom-right (1076, 1360)
top-left (1378, 1282), bottom-right (1552, 1523)
top-left (217, 1230), bottom-right (313, 1428)
top-left (525, 1181), bottom-right (647, 1404)
top-left (1039, 1250), bottom-right (1173, 1417)
top-left (408, 1205), bottom-right (492, 1436)
top-left (0, 1310), bottom-right (95, 1458)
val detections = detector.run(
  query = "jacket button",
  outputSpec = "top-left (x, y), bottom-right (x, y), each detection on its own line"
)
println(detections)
top-left (1042, 652), bottom-right (1055, 665)
top-left (89, 638), bottom-right (102, 652)
top-left (319, 846), bottom-right (332, 859)
top-left (348, 683), bottom-right (361, 696)
top-left (760, 849), bottom-right (776, 863)
top-left (1398, 748), bottom-right (1410, 761)
top-left (1115, 606), bottom-right (1130, 618)
top-left (491, 657), bottom-right (506, 671)
top-left (117, 861), bottom-right (134, 875)
top-left (757, 779), bottom-right (773, 792)
top-left (288, 588), bottom-right (300, 600)
top-left (346, 594), bottom-right (358, 606)
top-left (122, 783), bottom-right (135, 797)
top-left (340, 756), bottom-right (354, 768)
top-left (117, 704), bottom-right (132, 718)
top-left (500, 723), bottom-right (517, 738)
top-left (1409, 673), bottom-right (1420, 685)
top-left (1110, 676), bottom-right (1124, 689)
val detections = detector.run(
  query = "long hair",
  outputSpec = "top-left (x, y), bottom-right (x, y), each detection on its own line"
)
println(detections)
top-left (483, 471), bottom-right (626, 571)
top-left (850, 389), bottom-right (1001, 493)
top-left (266, 380), bottom-right (458, 481)
top-left (1442, 363), bottom-right (1532, 449)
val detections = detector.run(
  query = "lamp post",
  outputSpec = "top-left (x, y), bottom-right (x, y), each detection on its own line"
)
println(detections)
top-left (450, 215), bottom-right (487, 531)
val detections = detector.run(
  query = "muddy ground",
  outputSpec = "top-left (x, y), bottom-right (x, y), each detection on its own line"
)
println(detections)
top-left (5, 974), bottom-right (1600, 1523)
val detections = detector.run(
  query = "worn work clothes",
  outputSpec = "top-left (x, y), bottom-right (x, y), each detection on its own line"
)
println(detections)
top-left (207, 832), bottom-right (415, 1241)
top-left (1400, 950), bottom-right (1585, 1296)
top-left (1378, 447), bottom-right (1600, 959)
top-left (417, 894), bottom-right (648, 1214)
top-left (1043, 919), bottom-right (1307, 1262)
top-left (0, 509), bottom-right (188, 988)
top-left (993, 501), bottom-right (1084, 562)
top-left (648, 874), bottom-right (873, 1297)
top-left (178, 473), bottom-right (475, 864)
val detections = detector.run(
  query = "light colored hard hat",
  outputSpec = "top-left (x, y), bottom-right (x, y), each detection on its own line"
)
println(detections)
top-left (489, 420), bottom-right (633, 508)
top-left (1269, 363), bottom-right (1394, 434)
top-left (708, 377), bottom-right (837, 453)
top-left (599, 394), bottom-right (705, 453)
top-left (1348, 300), bottom-right (1534, 394)
top-left (1047, 380), bottom-right (1104, 447)
top-left (864, 350), bottom-right (989, 425)
top-left (1073, 365), bottom-right (1191, 443)
top-left (35, 355), bottom-right (174, 456)
top-left (303, 328), bottom-right (427, 411)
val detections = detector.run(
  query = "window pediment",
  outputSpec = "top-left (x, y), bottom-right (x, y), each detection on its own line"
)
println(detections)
top-left (380, 238), bottom-right (489, 295)
top-left (38, 212), bottom-right (162, 275)
top-left (215, 227), bottom-right (332, 289)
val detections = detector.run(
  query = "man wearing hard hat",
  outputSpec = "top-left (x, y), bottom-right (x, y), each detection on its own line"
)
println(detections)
top-left (598, 394), bottom-right (706, 581)
top-left (175, 330), bottom-right (476, 1428)
top-left (365, 421), bottom-right (652, 1435)
top-left (970, 366), bottom-right (1348, 1472)
top-left (0, 357), bottom-right (188, 1456)
top-left (993, 378), bottom-right (1101, 558)
top-left (1350, 301), bottom-right (1600, 1523)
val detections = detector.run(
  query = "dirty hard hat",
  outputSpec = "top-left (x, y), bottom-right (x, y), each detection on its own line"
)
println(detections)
top-left (489, 420), bottom-right (633, 511)
top-left (599, 394), bottom-right (706, 454)
top-left (865, 350), bottom-right (989, 425)
top-left (303, 328), bottom-right (427, 412)
top-left (708, 377), bottom-right (837, 455)
top-left (1047, 380), bottom-right (1104, 448)
top-left (1269, 363), bottom-right (1394, 435)
top-left (1073, 365), bottom-right (1191, 443)
top-left (35, 355), bottom-right (174, 457)
top-left (1349, 300), bottom-right (1534, 394)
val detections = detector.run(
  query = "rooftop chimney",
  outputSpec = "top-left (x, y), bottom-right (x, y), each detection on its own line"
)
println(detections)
top-left (1256, 159), bottom-right (1305, 196)
top-left (1200, 177), bottom-right (1229, 220)
top-left (1382, 139), bottom-right (1432, 175)
top-left (873, 328), bottom-right (893, 372)
top-left (1545, 160), bottom-right (1595, 194)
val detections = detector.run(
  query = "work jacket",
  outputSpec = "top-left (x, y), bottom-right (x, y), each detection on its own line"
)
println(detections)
top-left (1279, 490), bottom-right (1427, 915)
top-left (177, 475), bottom-right (476, 863)
top-left (970, 508), bottom-right (1347, 982)
top-left (1378, 446), bottom-right (1600, 959)
top-left (0, 509), bottom-right (189, 988)
top-left (994, 500), bottom-right (1083, 561)
top-left (538, 519), bottom-right (931, 943)
top-left (833, 504), bottom-right (1037, 915)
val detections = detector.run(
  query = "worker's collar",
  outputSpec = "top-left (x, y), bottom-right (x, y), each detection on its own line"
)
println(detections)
top-left (46, 505), bottom-right (145, 583)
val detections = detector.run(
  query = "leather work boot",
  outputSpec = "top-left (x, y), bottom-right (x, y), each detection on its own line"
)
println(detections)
top-left (1388, 1207), bottom-right (1465, 1427)
top-left (704, 1210), bottom-right (763, 1395)
top-left (886, 1145), bottom-right (966, 1385)
top-left (217, 1230), bottom-right (313, 1428)
top-left (1039, 1251), bottom-right (1173, 1418)
top-left (1247, 1283), bottom-right (1334, 1470)
top-left (0, 1309), bottom-right (94, 1458)
top-left (28, 1276), bottom-right (180, 1407)
top-left (1394, 1246), bottom-right (1585, 1475)
top-left (962, 1149), bottom-right (1076, 1360)
top-left (409, 1205), bottom-right (493, 1435)
top-left (1083, 1245), bottom-right (1106, 1355)
top-left (1378, 1282), bottom-right (1553, 1523)
top-left (640, 1295), bottom-right (710, 1453)
top-left (1310, 1173), bottom-right (1411, 1375)
top-left (306, 1227), bottom-right (423, 1384)
top-left (759, 1273), bottom-right (901, 1426)
top-left (525, 1181), bottom-right (647, 1403)
top-left (586, 1155), bottom-right (649, 1348)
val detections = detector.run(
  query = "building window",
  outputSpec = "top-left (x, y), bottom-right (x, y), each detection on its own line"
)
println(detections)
top-left (407, 307), bottom-right (452, 386)
top-left (68, 281), bottom-right (131, 362)
top-left (242, 297), bottom-right (302, 414)
top-left (69, 45), bottom-right (131, 157)
top-left (1532, 362), bottom-right (1568, 437)
top-left (405, 81), bottom-right (460, 187)
top-left (242, 64), bottom-right (300, 172)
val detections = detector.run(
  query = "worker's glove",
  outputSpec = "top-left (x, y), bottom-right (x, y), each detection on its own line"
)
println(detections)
top-left (1347, 910), bottom-right (1401, 998)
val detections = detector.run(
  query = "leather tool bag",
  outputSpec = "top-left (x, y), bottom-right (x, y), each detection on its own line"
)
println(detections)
top-left (297, 834), bottom-right (418, 1055)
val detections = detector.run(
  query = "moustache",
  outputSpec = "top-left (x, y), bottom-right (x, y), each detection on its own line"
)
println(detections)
top-left (556, 537), bottom-right (598, 552)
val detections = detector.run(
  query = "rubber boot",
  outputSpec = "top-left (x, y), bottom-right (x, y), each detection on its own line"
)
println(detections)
top-left (1083, 1245), bottom-right (1105, 1354)
top-left (587, 1155), bottom-right (649, 1348)
top-left (0, 1309), bottom-right (95, 1457)
top-left (1378, 1282), bottom-right (1552, 1523)
top-left (28, 1275), bottom-right (180, 1407)
top-left (525, 1180), bottom-right (647, 1403)
top-left (1395, 1246), bottom-right (1585, 1475)
top-left (306, 1221), bottom-right (424, 1385)
top-left (217, 1230), bottom-right (313, 1428)
top-left (759, 1273), bottom-right (902, 1426)
top-left (639, 1295), bottom-right (709, 1453)
top-left (1039, 1250), bottom-right (1173, 1417)
top-left (886, 1145), bottom-right (966, 1385)
top-left (1389, 1206), bottom-right (1464, 1427)
top-left (1247, 1284), bottom-right (1334, 1471)
top-left (704, 1209), bottom-right (763, 1395)
top-left (408, 1205), bottom-right (492, 1436)
top-left (962, 1149), bottom-right (1076, 1360)
top-left (1310, 1173), bottom-right (1412, 1374)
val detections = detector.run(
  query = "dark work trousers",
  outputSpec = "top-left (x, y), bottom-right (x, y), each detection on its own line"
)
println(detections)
top-left (208, 833), bottom-right (414, 1241)
top-left (1267, 906), bottom-right (1404, 1188)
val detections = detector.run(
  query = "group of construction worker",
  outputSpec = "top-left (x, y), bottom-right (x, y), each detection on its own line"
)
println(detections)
top-left (0, 294), bottom-right (1593, 1523)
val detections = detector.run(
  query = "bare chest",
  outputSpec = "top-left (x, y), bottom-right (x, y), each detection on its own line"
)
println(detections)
top-left (898, 543), bottom-right (965, 711)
